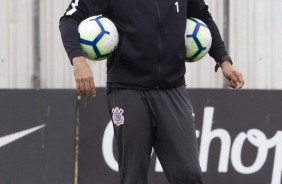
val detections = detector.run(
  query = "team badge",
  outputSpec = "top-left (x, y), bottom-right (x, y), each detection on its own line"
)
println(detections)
top-left (112, 107), bottom-right (125, 126)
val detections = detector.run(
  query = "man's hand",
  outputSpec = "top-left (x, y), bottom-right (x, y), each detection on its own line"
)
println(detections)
top-left (73, 56), bottom-right (96, 97)
top-left (220, 61), bottom-right (244, 89)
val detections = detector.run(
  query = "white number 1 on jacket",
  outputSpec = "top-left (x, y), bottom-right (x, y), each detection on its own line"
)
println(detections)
top-left (175, 1), bottom-right (179, 13)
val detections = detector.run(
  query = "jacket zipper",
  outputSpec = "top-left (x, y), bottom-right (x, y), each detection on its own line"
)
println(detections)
top-left (154, 0), bottom-right (162, 89)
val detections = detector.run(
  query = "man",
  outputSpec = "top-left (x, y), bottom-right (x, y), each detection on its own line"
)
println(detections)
top-left (60, 0), bottom-right (244, 183)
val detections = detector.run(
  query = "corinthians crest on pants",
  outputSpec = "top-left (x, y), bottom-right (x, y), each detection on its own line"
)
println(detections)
top-left (112, 107), bottom-right (125, 126)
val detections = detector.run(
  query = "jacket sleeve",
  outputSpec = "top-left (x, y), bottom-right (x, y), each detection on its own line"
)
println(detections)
top-left (187, 0), bottom-right (229, 63)
top-left (59, 0), bottom-right (111, 63)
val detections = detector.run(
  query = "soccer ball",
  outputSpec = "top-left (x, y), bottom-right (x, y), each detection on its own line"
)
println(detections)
top-left (185, 17), bottom-right (212, 62)
top-left (78, 15), bottom-right (119, 61)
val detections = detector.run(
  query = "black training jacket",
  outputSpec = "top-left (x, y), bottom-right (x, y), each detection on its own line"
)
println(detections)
top-left (60, 0), bottom-right (228, 89)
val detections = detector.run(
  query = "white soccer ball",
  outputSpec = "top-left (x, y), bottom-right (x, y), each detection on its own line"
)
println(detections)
top-left (185, 18), bottom-right (212, 62)
top-left (78, 15), bottom-right (119, 61)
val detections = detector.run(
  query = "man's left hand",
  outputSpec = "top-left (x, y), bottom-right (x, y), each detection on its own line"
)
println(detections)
top-left (220, 61), bottom-right (244, 89)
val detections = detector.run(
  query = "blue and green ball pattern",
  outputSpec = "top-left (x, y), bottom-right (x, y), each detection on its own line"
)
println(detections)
top-left (185, 17), bottom-right (212, 62)
top-left (79, 16), bottom-right (119, 61)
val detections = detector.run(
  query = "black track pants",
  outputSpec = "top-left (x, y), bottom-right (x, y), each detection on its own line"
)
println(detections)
top-left (106, 86), bottom-right (203, 184)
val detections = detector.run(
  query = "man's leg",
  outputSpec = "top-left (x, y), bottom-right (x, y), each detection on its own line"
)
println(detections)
top-left (148, 86), bottom-right (203, 184)
top-left (106, 88), bottom-right (154, 184)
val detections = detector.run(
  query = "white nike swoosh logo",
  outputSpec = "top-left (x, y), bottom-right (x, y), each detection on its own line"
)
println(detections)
top-left (0, 125), bottom-right (46, 148)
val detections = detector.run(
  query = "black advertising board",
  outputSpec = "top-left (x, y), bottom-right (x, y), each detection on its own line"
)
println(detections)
top-left (0, 90), bottom-right (77, 184)
top-left (79, 89), bottom-right (282, 184)
top-left (189, 90), bottom-right (282, 184)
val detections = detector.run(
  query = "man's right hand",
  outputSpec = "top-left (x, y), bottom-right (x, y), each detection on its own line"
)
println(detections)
top-left (73, 56), bottom-right (96, 97)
